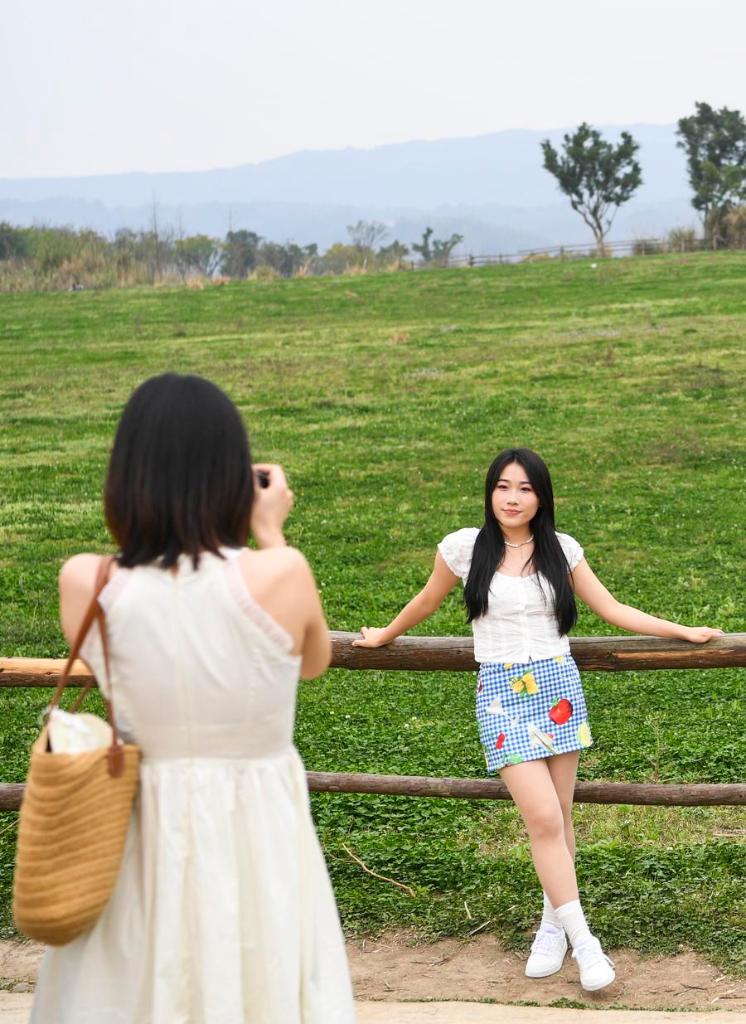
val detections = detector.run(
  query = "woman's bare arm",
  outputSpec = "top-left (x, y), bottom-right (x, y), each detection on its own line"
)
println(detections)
top-left (571, 559), bottom-right (723, 643)
top-left (353, 552), bottom-right (460, 648)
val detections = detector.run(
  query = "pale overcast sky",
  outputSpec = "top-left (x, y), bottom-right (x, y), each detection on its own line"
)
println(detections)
top-left (2, 0), bottom-right (745, 179)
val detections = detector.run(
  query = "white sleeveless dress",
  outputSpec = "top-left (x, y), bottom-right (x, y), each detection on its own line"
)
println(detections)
top-left (31, 547), bottom-right (356, 1024)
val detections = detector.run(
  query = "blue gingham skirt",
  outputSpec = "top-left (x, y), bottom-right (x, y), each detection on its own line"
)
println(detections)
top-left (476, 654), bottom-right (593, 773)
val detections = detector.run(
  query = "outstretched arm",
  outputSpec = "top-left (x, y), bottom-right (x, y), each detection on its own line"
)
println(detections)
top-left (353, 552), bottom-right (460, 648)
top-left (571, 559), bottom-right (723, 643)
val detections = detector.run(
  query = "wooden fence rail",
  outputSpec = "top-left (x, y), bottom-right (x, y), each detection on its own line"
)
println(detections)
top-left (2, 633), bottom-right (745, 812)
top-left (2, 632), bottom-right (746, 685)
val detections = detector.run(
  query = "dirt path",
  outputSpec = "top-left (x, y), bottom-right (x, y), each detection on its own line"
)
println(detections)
top-left (2, 993), bottom-right (744, 1023)
top-left (348, 933), bottom-right (746, 1013)
top-left (2, 934), bottom-right (745, 1017)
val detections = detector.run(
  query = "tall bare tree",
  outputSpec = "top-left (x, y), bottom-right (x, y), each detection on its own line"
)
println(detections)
top-left (347, 220), bottom-right (388, 252)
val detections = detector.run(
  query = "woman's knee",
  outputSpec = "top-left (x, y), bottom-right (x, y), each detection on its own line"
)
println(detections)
top-left (523, 803), bottom-right (565, 842)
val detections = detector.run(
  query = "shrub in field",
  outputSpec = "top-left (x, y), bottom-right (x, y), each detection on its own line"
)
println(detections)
top-left (0, 222), bottom-right (28, 261)
top-left (258, 240), bottom-right (319, 278)
top-left (722, 205), bottom-right (746, 249)
top-left (321, 243), bottom-right (366, 275)
top-left (667, 227), bottom-right (700, 252)
top-left (520, 251), bottom-right (554, 263)
top-left (377, 240), bottom-right (410, 270)
top-left (633, 238), bottom-right (665, 255)
top-left (250, 265), bottom-right (280, 281)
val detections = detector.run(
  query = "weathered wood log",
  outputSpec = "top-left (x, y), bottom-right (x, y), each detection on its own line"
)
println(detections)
top-left (307, 773), bottom-right (746, 806)
top-left (2, 633), bottom-right (745, 687)
top-left (0, 658), bottom-right (90, 687)
top-left (1, 776), bottom-right (744, 811)
top-left (0, 784), bottom-right (25, 812)
top-left (329, 632), bottom-right (746, 671)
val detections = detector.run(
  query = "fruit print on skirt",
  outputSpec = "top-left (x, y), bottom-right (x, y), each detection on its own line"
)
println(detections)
top-left (476, 655), bottom-right (592, 772)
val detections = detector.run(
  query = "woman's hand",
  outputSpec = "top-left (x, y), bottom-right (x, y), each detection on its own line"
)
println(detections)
top-left (677, 625), bottom-right (725, 644)
top-left (250, 463), bottom-right (293, 548)
top-left (352, 627), bottom-right (391, 648)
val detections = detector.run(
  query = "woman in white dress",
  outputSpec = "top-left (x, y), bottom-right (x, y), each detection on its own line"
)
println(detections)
top-left (31, 373), bottom-right (356, 1024)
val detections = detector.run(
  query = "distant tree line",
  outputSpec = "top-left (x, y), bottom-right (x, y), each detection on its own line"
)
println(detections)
top-left (3, 100), bottom-right (746, 291)
top-left (0, 218), bottom-right (465, 292)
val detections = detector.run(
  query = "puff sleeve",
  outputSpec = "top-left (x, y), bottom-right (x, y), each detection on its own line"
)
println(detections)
top-left (557, 532), bottom-right (584, 571)
top-left (437, 527), bottom-right (479, 580)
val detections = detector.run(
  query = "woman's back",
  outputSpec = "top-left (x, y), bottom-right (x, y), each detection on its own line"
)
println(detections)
top-left (32, 547), bottom-right (355, 1023)
top-left (30, 372), bottom-right (354, 1023)
top-left (82, 547), bottom-right (301, 760)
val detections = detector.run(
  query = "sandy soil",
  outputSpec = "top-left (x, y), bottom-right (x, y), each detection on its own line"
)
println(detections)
top-left (2, 933), bottom-right (745, 1013)
top-left (347, 932), bottom-right (746, 1013)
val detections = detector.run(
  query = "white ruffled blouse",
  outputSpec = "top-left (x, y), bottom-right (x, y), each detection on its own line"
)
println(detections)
top-left (437, 528), bottom-right (585, 664)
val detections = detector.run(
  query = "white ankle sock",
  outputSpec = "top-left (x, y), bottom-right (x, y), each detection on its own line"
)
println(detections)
top-left (541, 892), bottom-right (563, 929)
top-left (555, 899), bottom-right (592, 948)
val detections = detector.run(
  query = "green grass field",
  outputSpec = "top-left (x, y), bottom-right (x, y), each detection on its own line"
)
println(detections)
top-left (1, 253), bottom-right (744, 971)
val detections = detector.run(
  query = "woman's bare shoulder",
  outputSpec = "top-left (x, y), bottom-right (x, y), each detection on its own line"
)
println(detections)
top-left (236, 545), bottom-right (312, 581)
top-left (59, 552), bottom-right (120, 596)
top-left (59, 553), bottom-right (102, 590)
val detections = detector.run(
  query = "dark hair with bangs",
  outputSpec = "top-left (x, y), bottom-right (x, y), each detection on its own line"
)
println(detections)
top-left (105, 373), bottom-right (254, 568)
top-left (463, 447), bottom-right (577, 635)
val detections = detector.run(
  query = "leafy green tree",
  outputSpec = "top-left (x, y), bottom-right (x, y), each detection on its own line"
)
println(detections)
top-left (0, 222), bottom-right (28, 261)
top-left (676, 102), bottom-right (746, 246)
top-left (221, 230), bottom-right (261, 278)
top-left (541, 123), bottom-right (642, 254)
top-left (174, 235), bottom-right (221, 278)
top-left (320, 243), bottom-right (363, 274)
top-left (431, 233), bottom-right (464, 266)
top-left (412, 227), bottom-right (464, 266)
top-left (258, 241), bottom-right (318, 277)
top-left (377, 239), bottom-right (410, 268)
top-left (412, 227), bottom-right (434, 262)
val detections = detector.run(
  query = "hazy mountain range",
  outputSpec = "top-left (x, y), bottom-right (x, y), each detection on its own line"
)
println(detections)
top-left (0, 124), bottom-right (699, 253)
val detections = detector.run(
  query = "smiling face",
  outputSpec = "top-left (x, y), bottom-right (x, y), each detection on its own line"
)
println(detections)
top-left (490, 461), bottom-right (540, 534)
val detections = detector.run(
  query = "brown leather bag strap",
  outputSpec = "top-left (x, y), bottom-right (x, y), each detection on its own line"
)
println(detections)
top-left (49, 555), bottom-right (126, 777)
top-left (50, 555), bottom-right (116, 711)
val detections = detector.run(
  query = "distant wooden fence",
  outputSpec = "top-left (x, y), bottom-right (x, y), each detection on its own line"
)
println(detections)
top-left (1, 632), bottom-right (745, 811)
top-left (444, 236), bottom-right (711, 268)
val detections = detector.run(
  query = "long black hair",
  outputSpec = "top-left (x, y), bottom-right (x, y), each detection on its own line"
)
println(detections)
top-left (105, 373), bottom-right (254, 568)
top-left (463, 448), bottom-right (577, 635)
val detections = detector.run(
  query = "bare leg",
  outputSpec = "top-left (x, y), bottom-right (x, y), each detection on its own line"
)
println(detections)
top-left (547, 751), bottom-right (580, 860)
top-left (500, 758), bottom-right (578, 909)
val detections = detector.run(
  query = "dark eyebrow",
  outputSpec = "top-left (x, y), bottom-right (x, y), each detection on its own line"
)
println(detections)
top-left (497, 477), bottom-right (532, 486)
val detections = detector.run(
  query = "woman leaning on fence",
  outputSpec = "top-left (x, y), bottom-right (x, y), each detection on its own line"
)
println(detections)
top-left (355, 446), bottom-right (722, 994)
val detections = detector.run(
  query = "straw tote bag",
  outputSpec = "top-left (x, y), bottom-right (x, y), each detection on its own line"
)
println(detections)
top-left (13, 555), bottom-right (140, 946)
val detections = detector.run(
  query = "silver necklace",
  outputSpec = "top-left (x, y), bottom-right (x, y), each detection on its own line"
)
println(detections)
top-left (504, 536), bottom-right (534, 549)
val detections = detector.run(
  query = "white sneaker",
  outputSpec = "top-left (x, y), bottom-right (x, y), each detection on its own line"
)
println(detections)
top-left (525, 922), bottom-right (568, 978)
top-left (571, 935), bottom-right (616, 991)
